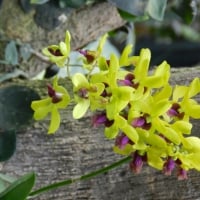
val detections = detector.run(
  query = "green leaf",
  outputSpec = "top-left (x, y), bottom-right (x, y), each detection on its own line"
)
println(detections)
top-left (109, 0), bottom-right (146, 16)
top-left (0, 86), bottom-right (40, 130)
top-left (5, 41), bottom-right (18, 66)
top-left (146, 0), bottom-right (167, 21)
top-left (118, 9), bottom-right (149, 22)
top-left (0, 130), bottom-right (16, 162)
top-left (0, 172), bottom-right (35, 200)
top-left (19, 44), bottom-right (32, 62)
top-left (30, 0), bottom-right (49, 4)
top-left (0, 174), bottom-right (16, 184)
top-left (59, 0), bottom-right (86, 8)
top-left (0, 174), bottom-right (16, 193)
top-left (172, 0), bottom-right (195, 24)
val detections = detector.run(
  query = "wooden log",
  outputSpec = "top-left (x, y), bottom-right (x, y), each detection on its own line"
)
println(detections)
top-left (1, 66), bottom-right (200, 200)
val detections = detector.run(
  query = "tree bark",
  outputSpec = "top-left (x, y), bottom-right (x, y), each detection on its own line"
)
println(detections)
top-left (1, 66), bottom-right (200, 200)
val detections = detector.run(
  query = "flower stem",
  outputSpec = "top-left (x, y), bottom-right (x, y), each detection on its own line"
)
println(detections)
top-left (66, 58), bottom-right (71, 79)
top-left (28, 156), bottom-right (131, 198)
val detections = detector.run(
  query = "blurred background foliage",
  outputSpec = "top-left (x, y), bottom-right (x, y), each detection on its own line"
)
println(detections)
top-left (1, 0), bottom-right (200, 83)
top-left (28, 0), bottom-right (200, 74)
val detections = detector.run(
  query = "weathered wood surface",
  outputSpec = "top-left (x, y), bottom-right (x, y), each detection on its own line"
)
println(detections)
top-left (1, 67), bottom-right (200, 200)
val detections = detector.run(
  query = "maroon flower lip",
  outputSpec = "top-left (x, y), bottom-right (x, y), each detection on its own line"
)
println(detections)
top-left (167, 103), bottom-right (185, 119)
top-left (115, 133), bottom-right (131, 149)
top-left (78, 49), bottom-right (96, 63)
top-left (47, 84), bottom-right (63, 103)
top-left (131, 114), bottom-right (151, 130)
top-left (92, 113), bottom-right (114, 128)
top-left (129, 152), bottom-right (147, 174)
top-left (48, 48), bottom-right (63, 56)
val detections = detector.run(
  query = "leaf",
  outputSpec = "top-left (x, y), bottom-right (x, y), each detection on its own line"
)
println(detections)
top-left (59, 0), bottom-right (86, 8)
top-left (0, 174), bottom-right (16, 184)
top-left (0, 172), bottom-right (35, 200)
top-left (0, 86), bottom-right (40, 130)
top-left (0, 130), bottom-right (16, 162)
top-left (172, 0), bottom-right (195, 24)
top-left (19, 44), bottom-right (32, 62)
top-left (108, 0), bottom-right (147, 16)
top-left (146, 0), bottom-right (167, 21)
top-left (5, 41), bottom-right (18, 66)
top-left (30, 0), bottom-right (49, 4)
top-left (118, 9), bottom-right (149, 22)
top-left (0, 174), bottom-right (16, 193)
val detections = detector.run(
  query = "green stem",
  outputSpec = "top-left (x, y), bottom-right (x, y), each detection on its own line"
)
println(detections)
top-left (66, 58), bottom-right (71, 79)
top-left (28, 156), bottom-right (131, 198)
top-left (68, 64), bottom-right (83, 67)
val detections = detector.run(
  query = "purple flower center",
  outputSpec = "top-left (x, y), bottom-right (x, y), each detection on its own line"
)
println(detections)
top-left (92, 113), bottom-right (107, 127)
top-left (177, 168), bottom-right (188, 180)
top-left (78, 88), bottom-right (88, 99)
top-left (118, 73), bottom-right (139, 89)
top-left (132, 117), bottom-right (145, 127)
top-left (78, 49), bottom-right (96, 63)
top-left (131, 115), bottom-right (151, 130)
top-left (130, 152), bottom-right (146, 174)
top-left (47, 84), bottom-right (63, 103)
top-left (163, 157), bottom-right (175, 176)
top-left (167, 103), bottom-right (184, 119)
top-left (115, 133), bottom-right (130, 149)
top-left (91, 113), bottom-right (114, 128)
top-left (48, 48), bottom-right (63, 56)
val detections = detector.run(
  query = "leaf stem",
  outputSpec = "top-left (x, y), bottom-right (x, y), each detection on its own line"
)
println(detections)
top-left (28, 156), bottom-right (131, 198)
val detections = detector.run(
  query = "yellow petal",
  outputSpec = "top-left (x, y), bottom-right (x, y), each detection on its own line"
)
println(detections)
top-left (73, 99), bottom-right (90, 119)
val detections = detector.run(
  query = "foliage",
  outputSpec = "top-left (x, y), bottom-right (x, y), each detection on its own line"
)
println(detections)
top-left (0, 172), bottom-right (35, 200)
top-left (30, 0), bottom-right (196, 22)
top-left (0, 41), bottom-right (32, 66)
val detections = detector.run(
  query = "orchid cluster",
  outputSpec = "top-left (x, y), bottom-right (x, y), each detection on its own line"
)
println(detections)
top-left (31, 31), bottom-right (200, 180)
